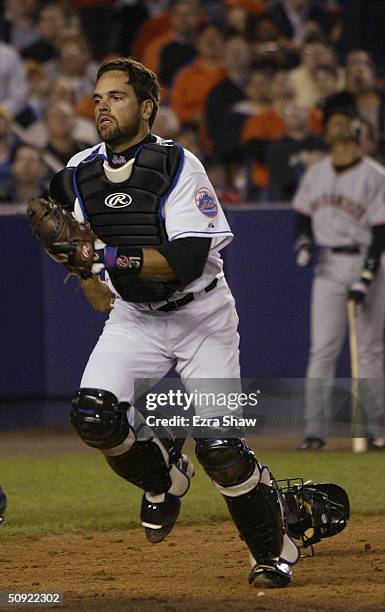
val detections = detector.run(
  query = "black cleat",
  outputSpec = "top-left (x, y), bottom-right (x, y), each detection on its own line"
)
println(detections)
top-left (367, 436), bottom-right (385, 451)
top-left (249, 560), bottom-right (293, 588)
top-left (297, 437), bottom-right (325, 451)
top-left (141, 493), bottom-right (181, 544)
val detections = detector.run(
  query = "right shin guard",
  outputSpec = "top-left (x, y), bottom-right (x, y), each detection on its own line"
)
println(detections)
top-left (71, 388), bottom-right (191, 497)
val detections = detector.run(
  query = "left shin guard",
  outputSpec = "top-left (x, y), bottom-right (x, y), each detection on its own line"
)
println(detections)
top-left (196, 436), bottom-right (298, 565)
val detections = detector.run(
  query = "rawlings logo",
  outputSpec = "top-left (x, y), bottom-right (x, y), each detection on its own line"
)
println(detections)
top-left (81, 242), bottom-right (93, 260)
top-left (116, 255), bottom-right (129, 269)
top-left (105, 193), bottom-right (132, 208)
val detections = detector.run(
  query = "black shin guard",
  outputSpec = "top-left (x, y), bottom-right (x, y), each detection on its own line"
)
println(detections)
top-left (107, 439), bottom-right (172, 494)
top-left (225, 481), bottom-right (284, 563)
top-left (196, 434), bottom-right (284, 564)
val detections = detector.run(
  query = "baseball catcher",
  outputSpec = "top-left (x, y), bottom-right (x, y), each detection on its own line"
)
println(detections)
top-left (26, 57), bottom-right (350, 590)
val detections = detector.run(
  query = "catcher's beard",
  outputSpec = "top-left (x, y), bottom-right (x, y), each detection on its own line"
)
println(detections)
top-left (97, 108), bottom-right (142, 149)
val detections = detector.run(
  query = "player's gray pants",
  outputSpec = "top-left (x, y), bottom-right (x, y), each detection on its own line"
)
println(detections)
top-left (305, 250), bottom-right (385, 439)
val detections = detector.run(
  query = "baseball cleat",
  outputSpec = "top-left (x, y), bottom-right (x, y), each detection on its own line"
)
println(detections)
top-left (141, 493), bottom-right (181, 543)
top-left (367, 436), bottom-right (385, 450)
top-left (248, 560), bottom-right (293, 588)
top-left (297, 437), bottom-right (325, 451)
top-left (141, 454), bottom-right (194, 543)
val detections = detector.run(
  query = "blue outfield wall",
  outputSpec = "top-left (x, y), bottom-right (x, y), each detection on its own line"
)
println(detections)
top-left (0, 210), bottom-right (350, 404)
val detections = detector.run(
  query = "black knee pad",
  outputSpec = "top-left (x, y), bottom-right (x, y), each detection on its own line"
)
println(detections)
top-left (195, 435), bottom-right (255, 486)
top-left (71, 388), bottom-right (130, 450)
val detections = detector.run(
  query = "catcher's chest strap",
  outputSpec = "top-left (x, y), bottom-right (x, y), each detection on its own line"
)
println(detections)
top-left (73, 143), bottom-right (184, 248)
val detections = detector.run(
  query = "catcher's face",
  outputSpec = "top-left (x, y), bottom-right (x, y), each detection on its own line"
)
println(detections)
top-left (93, 70), bottom-right (153, 150)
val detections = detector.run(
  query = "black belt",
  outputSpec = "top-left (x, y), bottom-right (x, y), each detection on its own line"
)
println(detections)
top-left (156, 278), bottom-right (218, 312)
top-left (330, 246), bottom-right (361, 254)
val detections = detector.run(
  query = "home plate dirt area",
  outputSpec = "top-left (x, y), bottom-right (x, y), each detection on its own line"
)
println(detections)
top-left (1, 516), bottom-right (385, 612)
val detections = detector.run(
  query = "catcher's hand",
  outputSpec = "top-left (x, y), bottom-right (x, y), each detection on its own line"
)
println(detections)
top-left (27, 198), bottom-right (96, 279)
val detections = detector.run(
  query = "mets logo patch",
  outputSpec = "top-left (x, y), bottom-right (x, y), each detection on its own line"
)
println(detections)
top-left (195, 188), bottom-right (218, 218)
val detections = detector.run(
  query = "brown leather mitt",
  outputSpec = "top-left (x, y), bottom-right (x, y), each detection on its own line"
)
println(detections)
top-left (27, 197), bottom-right (96, 279)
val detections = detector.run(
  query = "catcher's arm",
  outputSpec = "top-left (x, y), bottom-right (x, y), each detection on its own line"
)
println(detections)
top-left (80, 276), bottom-right (115, 312)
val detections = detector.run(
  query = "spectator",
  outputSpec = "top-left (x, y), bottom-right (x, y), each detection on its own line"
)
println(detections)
top-left (171, 24), bottom-right (226, 129)
top-left (225, 0), bottom-right (265, 37)
top-left (20, 78), bottom-right (97, 149)
top-left (323, 56), bottom-right (385, 156)
top-left (159, 0), bottom-right (203, 90)
top-left (249, 14), bottom-right (297, 71)
top-left (0, 107), bottom-right (19, 200)
top-left (206, 34), bottom-right (251, 149)
top-left (17, 60), bottom-right (50, 125)
top-left (144, 0), bottom-right (201, 88)
top-left (0, 143), bottom-right (47, 205)
top-left (267, 100), bottom-right (327, 201)
top-left (313, 64), bottom-right (340, 111)
top-left (131, 4), bottom-right (171, 61)
top-left (1, 0), bottom-right (41, 51)
top-left (267, 0), bottom-right (331, 49)
top-left (212, 67), bottom-right (273, 197)
top-left (42, 102), bottom-right (89, 177)
top-left (107, 0), bottom-right (159, 58)
top-left (44, 30), bottom-right (98, 102)
top-left (289, 41), bottom-right (337, 107)
top-left (270, 69), bottom-right (296, 115)
top-left (152, 106), bottom-right (180, 140)
top-left (0, 42), bottom-right (28, 119)
top-left (21, 4), bottom-right (68, 64)
top-left (336, 0), bottom-right (385, 79)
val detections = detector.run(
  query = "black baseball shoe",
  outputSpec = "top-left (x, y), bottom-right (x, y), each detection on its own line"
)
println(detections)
top-left (141, 454), bottom-right (194, 543)
top-left (248, 560), bottom-right (293, 588)
top-left (141, 493), bottom-right (181, 543)
top-left (297, 437), bottom-right (326, 451)
top-left (367, 436), bottom-right (385, 450)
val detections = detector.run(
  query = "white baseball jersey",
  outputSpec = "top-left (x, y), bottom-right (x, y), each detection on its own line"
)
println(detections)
top-left (293, 155), bottom-right (385, 247)
top-left (67, 137), bottom-right (233, 302)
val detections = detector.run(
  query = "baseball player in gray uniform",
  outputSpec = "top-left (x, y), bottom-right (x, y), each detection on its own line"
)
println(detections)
top-left (47, 57), bottom-right (302, 588)
top-left (294, 108), bottom-right (385, 450)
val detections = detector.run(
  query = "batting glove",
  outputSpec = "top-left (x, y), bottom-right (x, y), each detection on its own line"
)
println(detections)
top-left (348, 271), bottom-right (373, 305)
top-left (294, 234), bottom-right (313, 267)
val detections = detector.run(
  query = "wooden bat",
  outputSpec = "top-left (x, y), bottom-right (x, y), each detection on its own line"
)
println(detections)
top-left (347, 299), bottom-right (367, 453)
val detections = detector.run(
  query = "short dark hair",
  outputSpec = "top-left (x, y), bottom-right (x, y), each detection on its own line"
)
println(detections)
top-left (96, 57), bottom-right (160, 127)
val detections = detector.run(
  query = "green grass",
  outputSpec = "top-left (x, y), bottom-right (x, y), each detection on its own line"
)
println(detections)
top-left (0, 452), bottom-right (384, 537)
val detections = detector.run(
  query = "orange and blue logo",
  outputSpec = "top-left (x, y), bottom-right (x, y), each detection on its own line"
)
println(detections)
top-left (195, 188), bottom-right (218, 218)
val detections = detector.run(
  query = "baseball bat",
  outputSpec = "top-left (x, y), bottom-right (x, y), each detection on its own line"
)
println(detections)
top-left (347, 299), bottom-right (367, 453)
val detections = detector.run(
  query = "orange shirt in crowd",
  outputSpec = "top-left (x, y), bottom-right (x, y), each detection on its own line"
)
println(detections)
top-left (242, 108), bottom-right (285, 188)
top-left (131, 11), bottom-right (171, 61)
top-left (242, 106), bottom-right (323, 189)
top-left (171, 59), bottom-right (226, 126)
top-left (142, 32), bottom-right (173, 75)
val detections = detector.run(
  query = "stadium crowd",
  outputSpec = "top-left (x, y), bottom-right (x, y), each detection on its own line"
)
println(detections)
top-left (0, 0), bottom-right (384, 205)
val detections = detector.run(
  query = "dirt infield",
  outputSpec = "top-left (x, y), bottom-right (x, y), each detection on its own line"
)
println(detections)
top-left (0, 516), bottom-right (384, 612)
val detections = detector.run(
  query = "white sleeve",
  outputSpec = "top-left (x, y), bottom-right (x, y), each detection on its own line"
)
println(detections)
top-left (368, 172), bottom-right (385, 226)
top-left (292, 167), bottom-right (313, 215)
top-left (163, 150), bottom-right (233, 251)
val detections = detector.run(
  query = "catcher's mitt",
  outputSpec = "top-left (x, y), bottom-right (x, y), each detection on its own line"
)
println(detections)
top-left (27, 198), bottom-right (96, 279)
